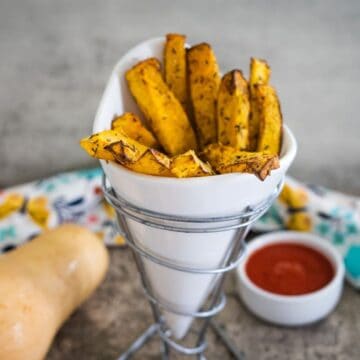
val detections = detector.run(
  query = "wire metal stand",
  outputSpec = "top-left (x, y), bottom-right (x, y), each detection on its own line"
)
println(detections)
top-left (102, 176), bottom-right (282, 359)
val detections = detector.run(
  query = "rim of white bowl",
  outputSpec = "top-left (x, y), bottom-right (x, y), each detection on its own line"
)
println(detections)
top-left (100, 124), bottom-right (296, 184)
top-left (237, 231), bottom-right (345, 302)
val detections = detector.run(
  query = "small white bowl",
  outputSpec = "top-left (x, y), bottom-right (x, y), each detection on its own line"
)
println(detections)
top-left (236, 231), bottom-right (345, 326)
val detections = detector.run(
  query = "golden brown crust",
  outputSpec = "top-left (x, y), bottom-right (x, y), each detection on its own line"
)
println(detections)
top-left (187, 43), bottom-right (221, 148)
top-left (111, 112), bottom-right (159, 149)
top-left (217, 70), bottom-right (250, 150)
top-left (126, 58), bottom-right (198, 156)
top-left (125, 148), bottom-right (173, 177)
top-left (254, 84), bottom-right (283, 155)
top-left (164, 34), bottom-right (188, 110)
top-left (79, 129), bottom-right (145, 162)
top-left (201, 143), bottom-right (279, 180)
top-left (170, 150), bottom-right (214, 178)
top-left (248, 57), bottom-right (272, 150)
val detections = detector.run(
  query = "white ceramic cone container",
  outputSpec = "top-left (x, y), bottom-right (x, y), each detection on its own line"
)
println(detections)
top-left (93, 37), bottom-right (297, 339)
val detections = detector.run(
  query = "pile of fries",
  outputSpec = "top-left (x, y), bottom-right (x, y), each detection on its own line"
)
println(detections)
top-left (81, 34), bottom-right (283, 180)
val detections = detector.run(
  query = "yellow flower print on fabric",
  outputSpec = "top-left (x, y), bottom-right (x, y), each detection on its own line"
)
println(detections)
top-left (26, 196), bottom-right (50, 229)
top-left (279, 183), bottom-right (312, 232)
top-left (0, 193), bottom-right (25, 220)
top-left (279, 183), bottom-right (308, 208)
top-left (102, 200), bottom-right (116, 219)
top-left (114, 235), bottom-right (126, 246)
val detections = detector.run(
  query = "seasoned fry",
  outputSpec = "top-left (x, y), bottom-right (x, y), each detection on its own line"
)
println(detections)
top-left (124, 149), bottom-right (173, 177)
top-left (164, 34), bottom-right (188, 110)
top-left (217, 70), bottom-right (250, 150)
top-left (80, 130), bottom-right (146, 161)
top-left (104, 136), bottom-right (148, 164)
top-left (249, 58), bottom-right (271, 151)
top-left (170, 150), bottom-right (214, 178)
top-left (187, 43), bottom-right (221, 148)
top-left (126, 58), bottom-right (197, 156)
top-left (111, 112), bottom-right (159, 149)
top-left (201, 143), bottom-right (279, 180)
top-left (249, 58), bottom-right (271, 88)
top-left (81, 129), bottom-right (172, 176)
top-left (255, 84), bottom-right (282, 155)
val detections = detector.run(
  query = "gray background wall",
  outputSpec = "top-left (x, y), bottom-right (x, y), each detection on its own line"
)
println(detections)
top-left (1, 0), bottom-right (359, 194)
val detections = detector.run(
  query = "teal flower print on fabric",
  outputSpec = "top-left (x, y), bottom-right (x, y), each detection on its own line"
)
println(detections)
top-left (345, 245), bottom-right (360, 279)
top-left (346, 223), bottom-right (358, 235)
top-left (76, 168), bottom-right (103, 181)
top-left (332, 231), bottom-right (345, 245)
top-left (316, 222), bottom-right (330, 236)
top-left (0, 225), bottom-right (16, 242)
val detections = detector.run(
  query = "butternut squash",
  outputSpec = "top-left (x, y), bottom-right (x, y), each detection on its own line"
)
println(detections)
top-left (0, 224), bottom-right (109, 360)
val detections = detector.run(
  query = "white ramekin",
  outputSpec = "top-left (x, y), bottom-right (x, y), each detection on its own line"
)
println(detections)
top-left (236, 231), bottom-right (345, 326)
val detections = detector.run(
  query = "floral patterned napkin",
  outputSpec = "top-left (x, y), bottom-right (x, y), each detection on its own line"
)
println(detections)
top-left (1, 168), bottom-right (359, 288)
top-left (0, 168), bottom-right (125, 253)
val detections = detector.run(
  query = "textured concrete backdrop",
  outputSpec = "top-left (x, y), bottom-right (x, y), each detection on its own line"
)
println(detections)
top-left (0, 0), bottom-right (359, 193)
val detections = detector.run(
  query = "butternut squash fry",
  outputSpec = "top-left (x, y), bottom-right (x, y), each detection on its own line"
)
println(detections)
top-left (217, 70), bottom-right (250, 150)
top-left (126, 58), bottom-right (197, 156)
top-left (201, 143), bottom-right (279, 180)
top-left (80, 130), bottom-right (143, 162)
top-left (255, 84), bottom-right (282, 155)
top-left (187, 43), bottom-right (221, 148)
top-left (81, 129), bottom-right (172, 176)
top-left (170, 150), bottom-right (214, 178)
top-left (249, 58), bottom-right (271, 150)
top-left (124, 149), bottom-right (173, 177)
top-left (111, 112), bottom-right (159, 149)
top-left (164, 34), bottom-right (188, 110)
top-left (250, 58), bottom-right (271, 88)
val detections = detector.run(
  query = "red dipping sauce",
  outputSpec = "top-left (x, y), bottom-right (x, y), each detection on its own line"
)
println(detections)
top-left (246, 243), bottom-right (334, 296)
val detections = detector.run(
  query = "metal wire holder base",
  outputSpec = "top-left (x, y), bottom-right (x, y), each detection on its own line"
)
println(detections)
top-left (102, 176), bottom-right (282, 359)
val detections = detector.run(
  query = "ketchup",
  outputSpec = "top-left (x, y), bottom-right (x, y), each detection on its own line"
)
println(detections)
top-left (246, 243), bottom-right (334, 295)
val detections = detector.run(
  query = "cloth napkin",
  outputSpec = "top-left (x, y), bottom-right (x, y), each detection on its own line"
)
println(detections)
top-left (1, 168), bottom-right (359, 288)
top-left (0, 168), bottom-right (125, 252)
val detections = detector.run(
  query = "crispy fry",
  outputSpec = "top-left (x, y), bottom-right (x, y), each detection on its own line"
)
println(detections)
top-left (187, 43), bottom-right (221, 148)
top-left (111, 112), bottom-right (159, 148)
top-left (217, 70), bottom-right (250, 150)
top-left (80, 129), bottom-right (148, 162)
top-left (170, 150), bottom-right (214, 178)
top-left (125, 149), bottom-right (173, 177)
top-left (201, 143), bottom-right (279, 180)
top-left (164, 34), bottom-right (188, 110)
top-left (104, 137), bottom-right (149, 164)
top-left (126, 58), bottom-right (197, 156)
top-left (249, 58), bottom-right (271, 88)
top-left (249, 58), bottom-right (271, 151)
top-left (255, 84), bottom-right (282, 155)
top-left (81, 128), bottom-right (172, 176)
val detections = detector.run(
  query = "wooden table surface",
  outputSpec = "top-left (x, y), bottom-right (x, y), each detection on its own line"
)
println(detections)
top-left (47, 248), bottom-right (360, 360)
